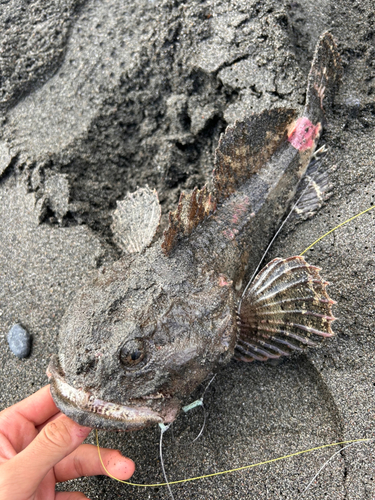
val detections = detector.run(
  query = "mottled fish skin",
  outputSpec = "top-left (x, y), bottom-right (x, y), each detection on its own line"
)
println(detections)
top-left (47, 33), bottom-right (341, 431)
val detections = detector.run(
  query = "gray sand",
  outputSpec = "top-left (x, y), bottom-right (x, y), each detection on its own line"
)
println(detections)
top-left (0, 1), bottom-right (374, 499)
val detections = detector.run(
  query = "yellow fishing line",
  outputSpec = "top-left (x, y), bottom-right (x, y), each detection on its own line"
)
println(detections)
top-left (300, 205), bottom-right (375, 255)
top-left (95, 431), bottom-right (372, 487)
top-left (95, 204), bottom-right (375, 488)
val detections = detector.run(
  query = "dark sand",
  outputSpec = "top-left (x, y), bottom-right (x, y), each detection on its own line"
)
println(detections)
top-left (0, 1), bottom-right (374, 498)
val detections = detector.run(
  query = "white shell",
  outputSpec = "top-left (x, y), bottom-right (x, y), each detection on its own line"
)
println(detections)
top-left (111, 186), bottom-right (161, 254)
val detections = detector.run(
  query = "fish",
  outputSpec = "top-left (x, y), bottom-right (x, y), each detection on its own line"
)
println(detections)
top-left (47, 32), bottom-right (342, 431)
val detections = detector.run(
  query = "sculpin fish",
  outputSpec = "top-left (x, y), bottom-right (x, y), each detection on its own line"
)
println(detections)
top-left (47, 33), bottom-right (341, 430)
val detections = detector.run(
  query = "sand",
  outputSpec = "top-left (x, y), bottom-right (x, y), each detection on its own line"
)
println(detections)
top-left (0, 0), bottom-right (374, 498)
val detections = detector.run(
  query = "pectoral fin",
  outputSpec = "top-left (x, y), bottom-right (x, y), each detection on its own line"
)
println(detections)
top-left (236, 256), bottom-right (335, 362)
top-left (111, 186), bottom-right (161, 254)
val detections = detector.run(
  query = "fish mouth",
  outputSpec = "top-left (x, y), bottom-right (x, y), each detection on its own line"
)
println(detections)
top-left (47, 354), bottom-right (164, 431)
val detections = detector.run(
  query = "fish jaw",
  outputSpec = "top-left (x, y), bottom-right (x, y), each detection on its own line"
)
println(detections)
top-left (47, 354), bottom-right (179, 431)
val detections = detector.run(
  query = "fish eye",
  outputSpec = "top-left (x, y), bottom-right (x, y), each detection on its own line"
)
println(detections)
top-left (120, 339), bottom-right (145, 368)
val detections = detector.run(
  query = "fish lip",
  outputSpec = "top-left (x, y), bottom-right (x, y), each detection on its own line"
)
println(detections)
top-left (46, 354), bottom-right (164, 431)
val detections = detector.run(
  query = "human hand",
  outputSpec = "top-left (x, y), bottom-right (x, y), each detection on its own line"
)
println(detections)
top-left (0, 385), bottom-right (135, 500)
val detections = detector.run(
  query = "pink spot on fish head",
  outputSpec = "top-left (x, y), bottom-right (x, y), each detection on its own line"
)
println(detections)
top-left (288, 117), bottom-right (321, 151)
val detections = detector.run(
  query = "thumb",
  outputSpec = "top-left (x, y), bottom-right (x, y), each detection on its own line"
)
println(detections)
top-left (13, 415), bottom-right (91, 491)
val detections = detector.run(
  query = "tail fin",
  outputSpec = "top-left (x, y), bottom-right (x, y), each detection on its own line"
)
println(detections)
top-left (304, 32), bottom-right (342, 123)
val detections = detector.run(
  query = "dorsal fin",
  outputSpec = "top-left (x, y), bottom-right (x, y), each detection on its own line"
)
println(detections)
top-left (213, 107), bottom-right (297, 200)
top-left (161, 33), bottom-right (341, 256)
top-left (161, 186), bottom-right (216, 254)
top-left (161, 108), bottom-right (297, 255)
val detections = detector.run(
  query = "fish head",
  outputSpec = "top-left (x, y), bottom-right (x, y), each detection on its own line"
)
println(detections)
top-left (47, 250), bottom-right (237, 430)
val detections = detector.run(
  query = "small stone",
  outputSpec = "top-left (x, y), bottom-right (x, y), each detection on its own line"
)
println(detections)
top-left (7, 324), bottom-right (32, 359)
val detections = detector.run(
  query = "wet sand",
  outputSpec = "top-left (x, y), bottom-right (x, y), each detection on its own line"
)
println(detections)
top-left (0, 1), bottom-right (374, 498)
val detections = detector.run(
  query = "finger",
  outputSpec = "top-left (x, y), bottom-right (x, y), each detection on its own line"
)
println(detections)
top-left (36, 411), bottom-right (64, 432)
top-left (0, 385), bottom-right (59, 427)
top-left (0, 433), bottom-right (16, 461)
top-left (55, 444), bottom-right (135, 482)
top-left (0, 407), bottom-right (38, 453)
top-left (55, 492), bottom-right (89, 500)
top-left (10, 415), bottom-right (91, 493)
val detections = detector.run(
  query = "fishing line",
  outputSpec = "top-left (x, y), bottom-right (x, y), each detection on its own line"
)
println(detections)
top-left (157, 375), bottom-right (217, 498)
top-left (300, 204), bottom-right (375, 255)
top-left (299, 438), bottom-right (374, 498)
top-left (95, 433), bottom-right (373, 488)
top-left (239, 196), bottom-right (375, 314)
top-left (185, 373), bottom-right (216, 443)
top-left (238, 145), bottom-right (327, 314)
top-left (159, 423), bottom-right (175, 500)
top-left (95, 202), bottom-right (375, 490)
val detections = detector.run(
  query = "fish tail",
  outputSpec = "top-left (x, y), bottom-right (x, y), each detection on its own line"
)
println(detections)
top-left (304, 32), bottom-right (342, 123)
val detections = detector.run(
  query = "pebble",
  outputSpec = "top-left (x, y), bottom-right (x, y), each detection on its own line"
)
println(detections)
top-left (7, 324), bottom-right (32, 358)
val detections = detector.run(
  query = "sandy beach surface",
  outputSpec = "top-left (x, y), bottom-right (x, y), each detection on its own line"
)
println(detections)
top-left (0, 1), bottom-right (374, 498)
